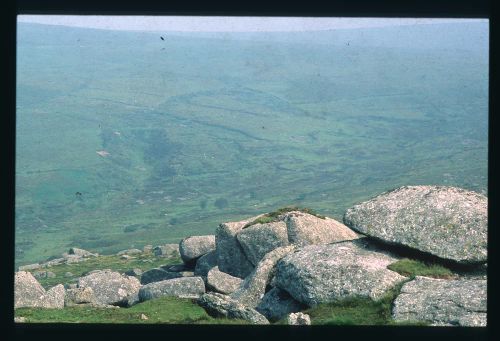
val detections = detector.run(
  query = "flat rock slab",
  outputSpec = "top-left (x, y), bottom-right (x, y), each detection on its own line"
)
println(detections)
top-left (206, 267), bottom-right (243, 295)
top-left (285, 211), bottom-right (360, 246)
top-left (78, 270), bottom-right (141, 306)
top-left (274, 241), bottom-right (406, 306)
top-left (179, 235), bottom-right (216, 265)
top-left (343, 186), bottom-right (487, 264)
top-left (139, 277), bottom-right (205, 301)
top-left (197, 292), bottom-right (270, 325)
top-left (237, 221), bottom-right (289, 266)
top-left (392, 276), bottom-right (487, 326)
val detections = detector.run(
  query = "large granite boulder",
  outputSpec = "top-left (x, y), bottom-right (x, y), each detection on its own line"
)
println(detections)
top-left (256, 287), bottom-right (305, 322)
top-left (216, 220), bottom-right (255, 278)
top-left (65, 287), bottom-right (95, 306)
top-left (392, 276), bottom-right (486, 326)
top-left (197, 292), bottom-right (270, 325)
top-left (140, 268), bottom-right (183, 285)
top-left (274, 240), bottom-right (406, 306)
top-left (343, 186), bottom-right (487, 264)
top-left (285, 211), bottom-right (359, 246)
top-left (206, 267), bottom-right (243, 295)
top-left (179, 235), bottom-right (216, 265)
top-left (139, 277), bottom-right (205, 301)
top-left (78, 270), bottom-right (141, 306)
top-left (194, 250), bottom-right (218, 279)
top-left (237, 221), bottom-right (289, 266)
top-left (14, 272), bottom-right (65, 309)
top-left (231, 245), bottom-right (296, 308)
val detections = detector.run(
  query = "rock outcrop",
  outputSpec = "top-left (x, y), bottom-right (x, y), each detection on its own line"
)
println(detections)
top-left (78, 270), bottom-right (141, 306)
top-left (231, 245), bottom-right (296, 308)
top-left (69, 247), bottom-right (97, 258)
top-left (287, 312), bottom-right (311, 325)
top-left (139, 277), bottom-right (205, 301)
top-left (206, 267), bottom-right (243, 295)
top-left (65, 287), bottom-right (95, 306)
top-left (179, 235), bottom-right (216, 265)
top-left (140, 268), bottom-right (184, 285)
top-left (216, 221), bottom-right (256, 278)
top-left (236, 221), bottom-right (289, 266)
top-left (343, 186), bottom-right (487, 264)
top-left (274, 240), bottom-right (406, 306)
top-left (256, 287), bottom-right (305, 321)
top-left (194, 250), bottom-right (218, 279)
top-left (14, 271), bottom-right (65, 309)
top-left (392, 276), bottom-right (486, 326)
top-left (197, 292), bottom-right (270, 325)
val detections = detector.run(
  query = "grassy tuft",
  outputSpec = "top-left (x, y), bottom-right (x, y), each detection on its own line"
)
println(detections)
top-left (14, 296), bottom-right (251, 324)
top-left (244, 206), bottom-right (325, 228)
top-left (387, 258), bottom-right (455, 279)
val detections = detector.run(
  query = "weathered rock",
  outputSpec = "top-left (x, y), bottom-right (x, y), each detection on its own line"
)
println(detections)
top-left (14, 317), bottom-right (27, 323)
top-left (140, 313), bottom-right (148, 320)
top-left (65, 287), bottom-right (95, 306)
top-left (256, 287), bottom-right (305, 321)
top-left (120, 255), bottom-right (134, 260)
top-left (343, 186), bottom-right (487, 264)
top-left (153, 244), bottom-right (180, 257)
top-left (69, 247), bottom-right (97, 257)
top-left (139, 277), bottom-right (205, 301)
top-left (140, 268), bottom-right (183, 285)
top-left (285, 211), bottom-right (360, 246)
top-left (65, 254), bottom-right (85, 264)
top-left (42, 284), bottom-right (65, 309)
top-left (206, 267), bottom-right (243, 294)
top-left (274, 241), bottom-right (406, 306)
top-left (231, 245), bottom-right (296, 308)
top-left (197, 292), bottom-right (270, 325)
top-left (143, 245), bottom-right (153, 253)
top-left (392, 276), bottom-right (486, 326)
top-left (287, 312), bottom-right (311, 325)
top-left (194, 250), bottom-right (218, 279)
top-left (33, 271), bottom-right (56, 279)
top-left (161, 263), bottom-right (190, 272)
top-left (126, 292), bottom-right (141, 307)
top-left (117, 248), bottom-right (142, 256)
top-left (78, 270), bottom-right (141, 306)
top-left (125, 268), bottom-right (143, 277)
top-left (216, 220), bottom-right (255, 278)
top-left (42, 257), bottom-right (66, 267)
top-left (14, 271), bottom-right (46, 308)
top-left (179, 235), bottom-right (216, 265)
top-left (65, 283), bottom-right (78, 289)
top-left (237, 221), bottom-right (289, 266)
top-left (18, 263), bottom-right (40, 271)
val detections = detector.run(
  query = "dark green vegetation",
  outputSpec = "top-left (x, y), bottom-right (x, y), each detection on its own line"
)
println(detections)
top-left (244, 206), bottom-right (325, 228)
top-left (387, 258), bottom-right (455, 279)
top-left (14, 296), bottom-right (249, 324)
top-left (15, 22), bottom-right (488, 267)
top-left (32, 253), bottom-right (181, 290)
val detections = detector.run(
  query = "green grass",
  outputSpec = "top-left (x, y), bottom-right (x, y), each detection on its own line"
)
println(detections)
top-left (299, 282), bottom-right (429, 326)
top-left (244, 206), bottom-right (326, 228)
top-left (31, 252), bottom-right (182, 290)
top-left (387, 258), bottom-right (455, 279)
top-left (14, 296), bottom-right (250, 324)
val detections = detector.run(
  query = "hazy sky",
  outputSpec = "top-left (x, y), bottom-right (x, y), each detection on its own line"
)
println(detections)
top-left (17, 15), bottom-right (487, 32)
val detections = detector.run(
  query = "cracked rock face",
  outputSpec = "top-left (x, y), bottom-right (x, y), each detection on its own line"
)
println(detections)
top-left (274, 241), bottom-right (406, 306)
top-left (343, 186), bottom-right (487, 264)
top-left (78, 270), bottom-right (141, 306)
top-left (392, 276), bottom-right (486, 326)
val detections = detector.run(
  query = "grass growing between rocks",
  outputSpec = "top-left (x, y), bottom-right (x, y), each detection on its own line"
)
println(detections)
top-left (33, 253), bottom-right (182, 290)
top-left (244, 206), bottom-right (325, 228)
top-left (14, 296), bottom-right (250, 324)
top-left (387, 258), bottom-right (455, 279)
top-left (298, 282), bottom-right (428, 326)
